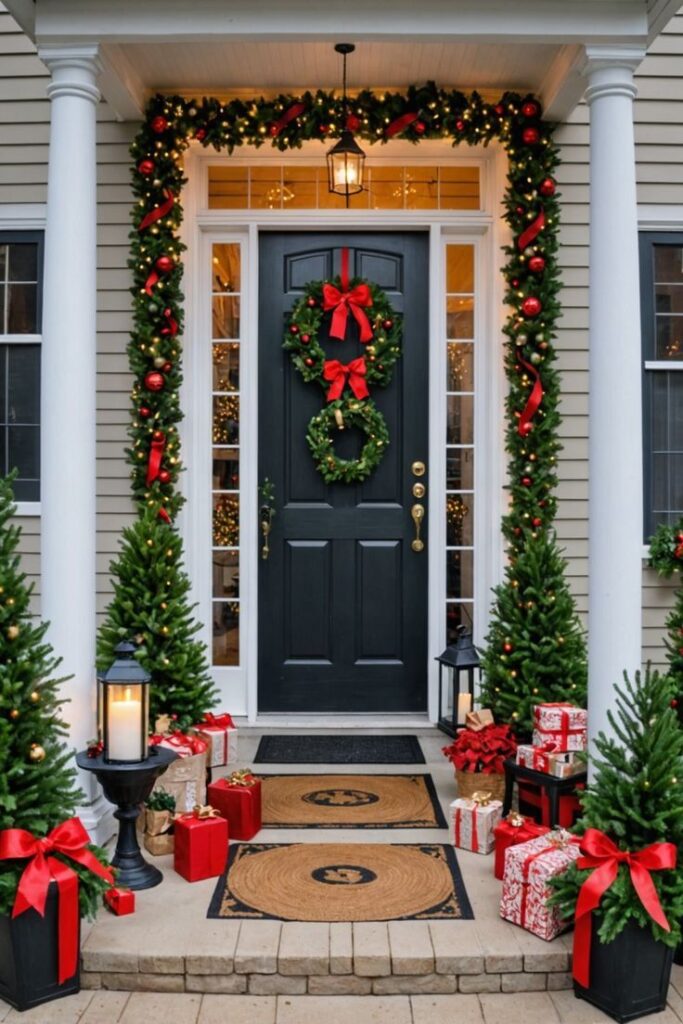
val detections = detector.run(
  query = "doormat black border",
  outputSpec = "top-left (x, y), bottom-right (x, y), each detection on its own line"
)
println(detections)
top-left (253, 734), bottom-right (426, 765)
top-left (207, 842), bottom-right (474, 922)
top-left (258, 772), bottom-right (448, 829)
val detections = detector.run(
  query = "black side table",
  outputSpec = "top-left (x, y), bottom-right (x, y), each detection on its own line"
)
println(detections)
top-left (76, 746), bottom-right (177, 890)
top-left (502, 757), bottom-right (587, 829)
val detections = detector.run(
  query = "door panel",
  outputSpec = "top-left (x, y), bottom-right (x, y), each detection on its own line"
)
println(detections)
top-left (258, 232), bottom-right (429, 712)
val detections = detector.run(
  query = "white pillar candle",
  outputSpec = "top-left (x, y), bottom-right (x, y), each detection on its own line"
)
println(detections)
top-left (457, 692), bottom-right (472, 724)
top-left (107, 687), bottom-right (142, 762)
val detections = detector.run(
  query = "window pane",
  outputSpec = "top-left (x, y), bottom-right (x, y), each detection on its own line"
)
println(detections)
top-left (402, 166), bottom-right (438, 210)
top-left (440, 167), bottom-right (480, 211)
top-left (446, 245), bottom-right (474, 293)
top-left (212, 551), bottom-right (239, 599)
top-left (8, 425), bottom-right (39, 480)
top-left (213, 395), bottom-right (239, 445)
top-left (654, 245), bottom-right (683, 284)
top-left (655, 315), bottom-right (683, 360)
top-left (446, 296), bottom-right (474, 339)
top-left (446, 602), bottom-right (474, 644)
top-left (212, 600), bottom-right (239, 665)
top-left (213, 343), bottom-right (240, 391)
top-left (213, 447), bottom-right (240, 490)
top-left (251, 165), bottom-right (285, 209)
top-left (212, 295), bottom-right (240, 338)
top-left (8, 243), bottom-right (37, 282)
top-left (367, 166), bottom-right (404, 210)
top-left (8, 345), bottom-right (40, 422)
top-left (213, 494), bottom-right (239, 547)
top-left (447, 395), bottom-right (474, 445)
top-left (655, 283), bottom-right (683, 315)
top-left (208, 166), bottom-right (249, 210)
top-left (446, 447), bottom-right (474, 490)
top-left (7, 284), bottom-right (37, 333)
top-left (446, 549), bottom-right (474, 600)
top-left (212, 244), bottom-right (240, 293)
top-left (447, 343), bottom-right (473, 391)
top-left (446, 493), bottom-right (473, 546)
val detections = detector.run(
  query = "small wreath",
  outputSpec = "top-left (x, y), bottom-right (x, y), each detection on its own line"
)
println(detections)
top-left (649, 520), bottom-right (683, 578)
top-left (306, 398), bottom-right (390, 484)
top-left (284, 277), bottom-right (402, 392)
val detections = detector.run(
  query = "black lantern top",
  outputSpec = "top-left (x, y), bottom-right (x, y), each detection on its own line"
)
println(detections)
top-left (100, 640), bottom-right (151, 685)
top-left (435, 625), bottom-right (480, 670)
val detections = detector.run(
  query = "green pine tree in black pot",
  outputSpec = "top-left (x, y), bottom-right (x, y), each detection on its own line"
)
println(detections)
top-left (551, 668), bottom-right (683, 1023)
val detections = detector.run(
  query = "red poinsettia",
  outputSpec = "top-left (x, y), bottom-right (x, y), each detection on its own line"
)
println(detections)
top-left (442, 723), bottom-right (517, 774)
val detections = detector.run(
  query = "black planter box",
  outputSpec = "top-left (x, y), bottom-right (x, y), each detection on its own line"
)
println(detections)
top-left (574, 917), bottom-right (673, 1023)
top-left (0, 881), bottom-right (80, 1011)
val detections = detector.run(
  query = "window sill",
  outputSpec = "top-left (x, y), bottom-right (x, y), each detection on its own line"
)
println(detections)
top-left (13, 501), bottom-right (40, 517)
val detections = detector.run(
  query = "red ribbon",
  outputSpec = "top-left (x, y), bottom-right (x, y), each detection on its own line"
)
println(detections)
top-left (454, 804), bottom-right (480, 852)
top-left (161, 309), bottom-right (178, 337)
top-left (144, 270), bottom-right (159, 297)
top-left (323, 357), bottom-right (370, 402)
top-left (138, 189), bottom-right (175, 232)
top-left (534, 703), bottom-right (583, 749)
top-left (0, 818), bottom-right (114, 983)
top-left (158, 507), bottom-right (171, 524)
top-left (269, 101), bottom-right (306, 137)
top-left (517, 356), bottom-right (543, 438)
top-left (146, 432), bottom-right (166, 487)
top-left (573, 829), bottom-right (676, 988)
top-left (386, 112), bottom-right (419, 138)
top-left (517, 209), bottom-right (546, 252)
top-left (150, 732), bottom-right (208, 756)
top-left (203, 712), bottom-right (236, 729)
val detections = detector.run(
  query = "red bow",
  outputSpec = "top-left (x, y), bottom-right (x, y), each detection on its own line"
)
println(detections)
top-left (0, 818), bottom-right (114, 983)
top-left (203, 712), bottom-right (235, 729)
top-left (573, 828), bottom-right (676, 988)
top-left (323, 357), bottom-right (370, 402)
top-left (150, 732), bottom-right (208, 756)
top-left (322, 283), bottom-right (373, 343)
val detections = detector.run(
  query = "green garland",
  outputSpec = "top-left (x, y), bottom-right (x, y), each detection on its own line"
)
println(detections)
top-left (307, 399), bottom-right (390, 483)
top-left (649, 520), bottom-right (683, 725)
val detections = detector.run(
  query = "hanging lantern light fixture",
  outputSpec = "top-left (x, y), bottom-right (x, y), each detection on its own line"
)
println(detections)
top-left (327, 43), bottom-right (366, 206)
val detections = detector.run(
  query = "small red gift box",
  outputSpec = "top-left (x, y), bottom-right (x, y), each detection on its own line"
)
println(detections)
top-left (532, 703), bottom-right (587, 753)
top-left (518, 780), bottom-right (584, 829)
top-left (493, 813), bottom-right (550, 880)
top-left (173, 808), bottom-right (228, 882)
top-left (207, 771), bottom-right (261, 840)
top-left (104, 887), bottom-right (135, 916)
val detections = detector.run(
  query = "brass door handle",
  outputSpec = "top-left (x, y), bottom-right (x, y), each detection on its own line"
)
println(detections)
top-left (260, 506), bottom-right (273, 561)
top-left (411, 503), bottom-right (425, 552)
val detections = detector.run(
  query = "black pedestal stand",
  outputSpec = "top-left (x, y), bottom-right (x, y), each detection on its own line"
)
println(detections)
top-left (76, 747), bottom-right (177, 890)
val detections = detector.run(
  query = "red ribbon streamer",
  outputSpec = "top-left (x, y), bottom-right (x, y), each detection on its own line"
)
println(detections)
top-left (144, 270), bottom-right (159, 297)
top-left (323, 357), bottom-right (370, 402)
top-left (517, 355), bottom-right (543, 438)
top-left (158, 507), bottom-right (171, 524)
top-left (386, 112), bottom-right (419, 138)
top-left (322, 253), bottom-right (374, 345)
top-left (161, 309), bottom-right (178, 337)
top-left (138, 189), bottom-right (175, 232)
top-left (269, 102), bottom-right (306, 137)
top-left (146, 432), bottom-right (166, 487)
top-left (517, 209), bottom-right (546, 252)
top-left (0, 818), bottom-right (114, 984)
top-left (573, 829), bottom-right (676, 989)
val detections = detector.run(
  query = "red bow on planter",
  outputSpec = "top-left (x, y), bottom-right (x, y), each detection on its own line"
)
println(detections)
top-left (0, 818), bottom-right (114, 983)
top-left (573, 828), bottom-right (676, 988)
top-left (322, 247), bottom-right (373, 343)
top-left (323, 357), bottom-right (370, 402)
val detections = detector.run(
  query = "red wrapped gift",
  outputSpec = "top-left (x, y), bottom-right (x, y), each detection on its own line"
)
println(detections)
top-left (194, 712), bottom-right (238, 768)
top-left (173, 806), bottom-right (228, 882)
top-left (518, 780), bottom-right (584, 829)
top-left (104, 887), bottom-right (135, 916)
top-left (493, 812), bottom-right (550, 880)
top-left (501, 830), bottom-right (581, 940)
top-left (207, 770), bottom-right (262, 841)
top-left (532, 702), bottom-right (587, 752)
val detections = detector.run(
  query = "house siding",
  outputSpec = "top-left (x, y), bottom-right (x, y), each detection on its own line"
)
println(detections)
top-left (0, 1), bottom-right (679, 665)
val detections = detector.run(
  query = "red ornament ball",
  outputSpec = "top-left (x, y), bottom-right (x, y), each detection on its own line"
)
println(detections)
top-left (539, 177), bottom-right (556, 197)
top-left (152, 429), bottom-right (165, 442)
top-left (158, 469), bottom-right (171, 484)
top-left (300, 334), bottom-right (311, 345)
top-left (139, 406), bottom-right (151, 419)
top-left (150, 116), bottom-right (168, 134)
top-left (522, 477), bottom-right (532, 487)
top-left (155, 255), bottom-right (173, 274)
top-left (528, 255), bottom-right (546, 274)
top-left (306, 297), bottom-right (317, 308)
top-left (289, 324), bottom-right (300, 335)
top-left (532, 517), bottom-right (542, 527)
top-left (521, 100), bottom-right (541, 119)
top-left (383, 319), bottom-right (394, 330)
top-left (144, 371), bottom-right (165, 392)
top-left (511, 279), bottom-right (519, 288)
top-left (522, 126), bottom-right (540, 145)
top-left (503, 642), bottom-right (513, 653)
top-left (346, 114), bottom-right (361, 132)
top-left (414, 120), bottom-right (426, 135)
top-left (455, 120), bottom-right (465, 132)
top-left (494, 104), bottom-right (504, 116)
top-left (138, 159), bottom-right (155, 176)
top-left (162, 362), bottom-right (173, 373)
top-left (516, 206), bottom-right (525, 215)
top-left (304, 357), bottom-right (315, 367)
top-left (521, 296), bottom-right (542, 318)
top-left (268, 124), bottom-right (279, 137)
top-left (195, 128), bottom-right (207, 141)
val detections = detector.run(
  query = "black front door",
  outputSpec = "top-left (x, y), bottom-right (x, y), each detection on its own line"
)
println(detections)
top-left (258, 232), bottom-right (429, 712)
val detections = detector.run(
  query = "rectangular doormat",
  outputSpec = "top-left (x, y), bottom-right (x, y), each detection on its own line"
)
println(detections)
top-left (253, 734), bottom-right (425, 765)
top-left (260, 773), bottom-right (447, 829)
top-left (208, 842), bottom-right (473, 922)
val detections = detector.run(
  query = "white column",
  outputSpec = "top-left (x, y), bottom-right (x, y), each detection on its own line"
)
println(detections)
top-left (584, 46), bottom-right (645, 750)
top-left (38, 46), bottom-right (101, 755)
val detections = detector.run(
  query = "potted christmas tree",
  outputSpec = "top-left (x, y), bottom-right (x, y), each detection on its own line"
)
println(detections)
top-left (551, 668), bottom-right (683, 1023)
top-left (0, 475), bottom-right (112, 1010)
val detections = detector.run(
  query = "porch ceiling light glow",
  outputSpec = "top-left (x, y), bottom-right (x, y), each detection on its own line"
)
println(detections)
top-left (327, 43), bottom-right (366, 205)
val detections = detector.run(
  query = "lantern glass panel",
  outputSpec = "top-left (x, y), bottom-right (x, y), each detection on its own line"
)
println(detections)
top-left (440, 663), bottom-right (454, 724)
top-left (104, 682), bottom-right (148, 763)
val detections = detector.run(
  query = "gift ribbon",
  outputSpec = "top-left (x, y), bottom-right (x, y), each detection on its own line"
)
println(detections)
top-left (138, 189), bottom-right (176, 232)
top-left (454, 800), bottom-right (489, 853)
top-left (191, 804), bottom-right (222, 819)
top-left (573, 829), bottom-right (676, 989)
top-left (517, 355), bottom-right (543, 438)
top-left (203, 712), bottom-right (236, 729)
top-left (517, 209), bottom-right (545, 252)
top-left (0, 818), bottom-right (114, 983)
top-left (323, 357), bottom-right (370, 402)
top-left (534, 704), bottom-right (583, 749)
top-left (269, 101), bottom-right (306, 137)
top-left (322, 248), bottom-right (373, 343)
top-left (386, 111), bottom-right (419, 138)
top-left (519, 832), bottom-right (577, 927)
top-left (146, 431), bottom-right (165, 487)
top-left (150, 732), bottom-right (208, 756)
top-left (228, 769), bottom-right (256, 787)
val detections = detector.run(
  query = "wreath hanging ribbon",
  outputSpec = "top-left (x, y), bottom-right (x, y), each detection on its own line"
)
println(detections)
top-left (322, 250), bottom-right (373, 343)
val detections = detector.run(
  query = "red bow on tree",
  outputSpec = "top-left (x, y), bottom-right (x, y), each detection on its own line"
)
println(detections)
top-left (323, 357), bottom-right (370, 402)
top-left (0, 818), bottom-right (114, 983)
top-left (573, 828), bottom-right (676, 988)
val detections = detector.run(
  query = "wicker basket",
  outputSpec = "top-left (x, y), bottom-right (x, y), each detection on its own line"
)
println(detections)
top-left (455, 769), bottom-right (505, 803)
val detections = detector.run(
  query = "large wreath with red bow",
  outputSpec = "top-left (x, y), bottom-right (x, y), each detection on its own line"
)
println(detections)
top-left (283, 253), bottom-right (402, 482)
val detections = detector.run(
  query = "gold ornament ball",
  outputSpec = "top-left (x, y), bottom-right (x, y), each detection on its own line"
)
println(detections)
top-left (7, 624), bottom-right (19, 640)
top-left (153, 356), bottom-right (166, 369)
top-left (29, 743), bottom-right (46, 763)
top-left (10, 709), bottom-right (20, 720)
top-left (29, 690), bottom-right (40, 703)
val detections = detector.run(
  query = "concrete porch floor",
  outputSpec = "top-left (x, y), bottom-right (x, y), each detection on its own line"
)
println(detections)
top-left (2, 727), bottom-right (682, 1023)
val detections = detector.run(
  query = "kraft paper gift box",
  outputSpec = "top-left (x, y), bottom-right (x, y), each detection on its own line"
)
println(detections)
top-left (493, 812), bottom-right (550, 881)
top-left (532, 702), bottom-right (587, 752)
top-left (104, 888), bottom-right (135, 916)
top-left (516, 744), bottom-right (584, 778)
top-left (207, 770), bottom-right (262, 840)
top-left (143, 808), bottom-right (175, 856)
top-left (149, 733), bottom-right (209, 813)
top-left (464, 708), bottom-right (495, 732)
top-left (500, 830), bottom-right (580, 940)
top-left (194, 712), bottom-right (238, 768)
top-left (173, 807), bottom-right (228, 883)
top-left (449, 794), bottom-right (503, 854)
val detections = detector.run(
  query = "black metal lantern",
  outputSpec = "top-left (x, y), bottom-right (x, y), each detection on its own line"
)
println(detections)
top-left (327, 43), bottom-right (366, 206)
top-left (435, 625), bottom-right (480, 737)
top-left (99, 640), bottom-right (151, 764)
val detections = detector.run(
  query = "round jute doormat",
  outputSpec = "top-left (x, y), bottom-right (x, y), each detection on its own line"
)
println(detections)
top-left (208, 842), bottom-right (473, 921)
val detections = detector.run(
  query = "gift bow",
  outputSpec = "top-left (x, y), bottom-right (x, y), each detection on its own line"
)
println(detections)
top-left (192, 804), bottom-right (222, 819)
top-left (322, 282), bottom-right (373, 343)
top-left (150, 732), bottom-right (208, 756)
top-left (323, 357), bottom-right (370, 402)
top-left (0, 818), bottom-right (114, 983)
top-left (506, 811), bottom-right (526, 828)
top-left (202, 712), bottom-right (235, 729)
top-left (228, 769), bottom-right (256, 787)
top-left (471, 791), bottom-right (492, 806)
top-left (573, 828), bottom-right (676, 988)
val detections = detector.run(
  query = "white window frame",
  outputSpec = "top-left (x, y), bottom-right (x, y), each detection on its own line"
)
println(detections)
top-left (180, 139), bottom-right (509, 721)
